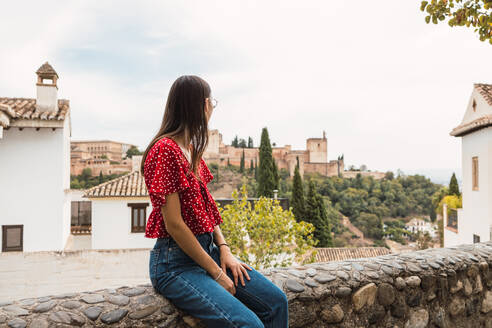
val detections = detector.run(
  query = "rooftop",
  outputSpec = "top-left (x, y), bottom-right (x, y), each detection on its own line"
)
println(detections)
top-left (450, 83), bottom-right (492, 137)
top-left (0, 98), bottom-right (70, 128)
top-left (314, 247), bottom-right (391, 262)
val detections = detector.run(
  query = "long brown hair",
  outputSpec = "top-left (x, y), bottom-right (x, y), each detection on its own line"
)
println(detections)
top-left (140, 75), bottom-right (211, 178)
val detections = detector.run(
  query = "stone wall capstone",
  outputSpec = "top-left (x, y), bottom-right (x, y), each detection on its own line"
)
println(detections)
top-left (1, 242), bottom-right (492, 327)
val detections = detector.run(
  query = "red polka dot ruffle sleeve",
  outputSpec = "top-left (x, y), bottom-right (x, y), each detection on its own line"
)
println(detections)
top-left (146, 141), bottom-right (190, 207)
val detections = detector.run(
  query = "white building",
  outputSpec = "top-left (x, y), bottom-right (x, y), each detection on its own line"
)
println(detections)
top-left (405, 218), bottom-right (437, 238)
top-left (445, 83), bottom-right (492, 247)
top-left (0, 62), bottom-right (71, 252)
top-left (84, 156), bottom-right (154, 249)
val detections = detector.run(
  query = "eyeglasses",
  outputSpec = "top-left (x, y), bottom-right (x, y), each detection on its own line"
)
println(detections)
top-left (209, 97), bottom-right (218, 109)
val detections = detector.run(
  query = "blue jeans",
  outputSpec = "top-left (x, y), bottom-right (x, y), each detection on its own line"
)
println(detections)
top-left (149, 232), bottom-right (289, 328)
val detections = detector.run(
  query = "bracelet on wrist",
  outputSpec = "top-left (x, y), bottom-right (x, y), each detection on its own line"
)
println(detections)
top-left (217, 243), bottom-right (229, 248)
top-left (214, 268), bottom-right (223, 281)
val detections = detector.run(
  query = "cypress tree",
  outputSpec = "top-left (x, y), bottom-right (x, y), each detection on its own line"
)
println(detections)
top-left (249, 159), bottom-right (254, 173)
top-left (227, 158), bottom-right (230, 167)
top-left (240, 149), bottom-right (245, 173)
top-left (248, 136), bottom-right (254, 148)
top-left (254, 158), bottom-right (258, 180)
top-left (449, 173), bottom-right (460, 196)
top-left (272, 157), bottom-right (279, 190)
top-left (291, 163), bottom-right (305, 222)
top-left (232, 135), bottom-right (239, 147)
top-left (257, 127), bottom-right (276, 197)
top-left (305, 179), bottom-right (333, 247)
top-left (98, 171), bottom-right (103, 184)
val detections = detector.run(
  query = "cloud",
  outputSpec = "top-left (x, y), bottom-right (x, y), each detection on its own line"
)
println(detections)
top-left (1, 0), bottom-right (491, 173)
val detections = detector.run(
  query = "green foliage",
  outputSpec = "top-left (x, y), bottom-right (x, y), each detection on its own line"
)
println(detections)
top-left (420, 0), bottom-right (492, 43)
top-left (257, 127), bottom-right (276, 197)
top-left (316, 174), bottom-right (440, 221)
top-left (448, 172), bottom-right (461, 196)
top-left (248, 136), bottom-right (254, 148)
top-left (231, 135), bottom-right (239, 147)
top-left (353, 212), bottom-right (384, 240)
top-left (218, 184), bottom-right (317, 269)
top-left (305, 180), bottom-right (334, 247)
top-left (272, 157), bottom-right (279, 190)
top-left (70, 171), bottom-right (128, 189)
top-left (437, 194), bottom-right (462, 215)
top-left (240, 149), bottom-right (245, 173)
top-left (126, 146), bottom-right (142, 158)
top-left (291, 165), bottom-right (305, 222)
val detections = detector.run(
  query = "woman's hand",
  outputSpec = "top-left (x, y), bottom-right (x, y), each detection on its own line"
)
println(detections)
top-left (215, 269), bottom-right (236, 295)
top-left (219, 246), bottom-right (253, 287)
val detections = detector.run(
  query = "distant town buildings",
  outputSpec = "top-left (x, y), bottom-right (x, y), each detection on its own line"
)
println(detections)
top-left (405, 218), bottom-right (437, 238)
top-left (445, 83), bottom-right (492, 247)
top-left (71, 140), bottom-right (136, 176)
top-left (204, 129), bottom-right (385, 179)
top-left (204, 130), bottom-right (342, 177)
top-left (0, 62), bottom-right (71, 252)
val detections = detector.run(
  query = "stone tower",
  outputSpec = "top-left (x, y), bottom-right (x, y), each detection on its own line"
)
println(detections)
top-left (306, 130), bottom-right (327, 163)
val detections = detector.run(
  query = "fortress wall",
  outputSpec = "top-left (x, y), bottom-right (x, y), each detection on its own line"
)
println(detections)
top-left (2, 242), bottom-right (492, 327)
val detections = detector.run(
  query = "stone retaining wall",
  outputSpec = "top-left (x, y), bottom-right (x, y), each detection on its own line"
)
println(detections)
top-left (1, 242), bottom-right (492, 327)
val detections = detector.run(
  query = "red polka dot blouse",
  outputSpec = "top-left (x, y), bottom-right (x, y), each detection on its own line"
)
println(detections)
top-left (143, 137), bottom-right (223, 238)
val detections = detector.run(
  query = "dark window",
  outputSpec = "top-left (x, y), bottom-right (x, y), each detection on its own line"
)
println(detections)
top-left (2, 225), bottom-right (23, 252)
top-left (71, 201), bottom-right (92, 235)
top-left (128, 203), bottom-right (149, 233)
top-left (473, 234), bottom-right (480, 243)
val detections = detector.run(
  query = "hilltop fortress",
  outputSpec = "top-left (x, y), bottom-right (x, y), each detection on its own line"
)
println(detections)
top-left (203, 129), bottom-right (344, 178)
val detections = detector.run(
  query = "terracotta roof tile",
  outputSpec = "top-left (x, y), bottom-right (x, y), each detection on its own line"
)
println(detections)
top-left (450, 114), bottom-right (492, 137)
top-left (475, 83), bottom-right (492, 106)
top-left (84, 171), bottom-right (148, 198)
top-left (314, 247), bottom-right (391, 262)
top-left (36, 62), bottom-right (58, 77)
top-left (450, 84), bottom-right (492, 137)
top-left (0, 98), bottom-right (69, 128)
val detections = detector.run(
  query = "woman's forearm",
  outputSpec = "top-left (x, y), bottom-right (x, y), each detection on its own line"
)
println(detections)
top-left (212, 225), bottom-right (227, 246)
top-left (166, 219), bottom-right (221, 278)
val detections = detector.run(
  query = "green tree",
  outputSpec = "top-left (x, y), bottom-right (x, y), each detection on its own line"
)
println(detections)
top-left (231, 135), bottom-right (239, 147)
top-left (249, 159), bottom-right (254, 173)
top-left (291, 163), bottom-right (306, 222)
top-left (248, 136), bottom-right (254, 148)
top-left (272, 157), bottom-right (279, 190)
top-left (240, 149), bottom-right (245, 173)
top-left (238, 138), bottom-right (247, 148)
top-left (257, 127), bottom-right (276, 197)
top-left (305, 180), bottom-right (333, 247)
top-left (420, 0), bottom-right (492, 43)
top-left (81, 168), bottom-right (92, 182)
top-left (227, 158), bottom-right (230, 167)
top-left (449, 172), bottom-right (461, 196)
top-left (254, 158), bottom-right (258, 180)
top-left (126, 146), bottom-right (142, 158)
top-left (218, 184), bottom-right (317, 269)
top-left (98, 171), bottom-right (103, 184)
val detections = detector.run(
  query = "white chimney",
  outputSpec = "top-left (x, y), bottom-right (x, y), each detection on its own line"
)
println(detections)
top-left (36, 62), bottom-right (59, 113)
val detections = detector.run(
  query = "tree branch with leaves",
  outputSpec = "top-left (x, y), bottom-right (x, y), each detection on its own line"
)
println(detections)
top-left (421, 0), bottom-right (492, 43)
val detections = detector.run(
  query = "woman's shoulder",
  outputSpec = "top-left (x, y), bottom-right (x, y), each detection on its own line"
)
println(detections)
top-left (151, 137), bottom-right (180, 154)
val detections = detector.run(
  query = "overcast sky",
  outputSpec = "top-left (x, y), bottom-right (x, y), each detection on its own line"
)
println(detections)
top-left (1, 1), bottom-right (491, 176)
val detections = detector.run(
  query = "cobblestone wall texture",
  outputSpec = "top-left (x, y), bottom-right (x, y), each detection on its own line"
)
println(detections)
top-left (1, 242), bottom-right (492, 327)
